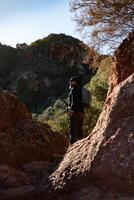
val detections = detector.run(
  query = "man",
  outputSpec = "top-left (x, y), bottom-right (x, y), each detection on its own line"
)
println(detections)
top-left (68, 76), bottom-right (84, 144)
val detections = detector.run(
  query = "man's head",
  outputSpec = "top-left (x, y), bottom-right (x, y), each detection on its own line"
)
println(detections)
top-left (69, 76), bottom-right (82, 87)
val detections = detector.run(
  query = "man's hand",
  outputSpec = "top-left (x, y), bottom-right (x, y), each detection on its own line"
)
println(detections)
top-left (68, 111), bottom-right (74, 117)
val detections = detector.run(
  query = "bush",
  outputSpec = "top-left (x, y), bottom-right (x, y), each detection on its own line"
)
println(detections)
top-left (83, 56), bottom-right (111, 135)
top-left (37, 99), bottom-right (69, 137)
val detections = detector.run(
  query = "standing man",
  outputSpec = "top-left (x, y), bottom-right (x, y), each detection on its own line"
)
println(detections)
top-left (68, 76), bottom-right (84, 144)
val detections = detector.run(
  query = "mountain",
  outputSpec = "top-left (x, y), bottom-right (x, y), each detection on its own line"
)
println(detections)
top-left (0, 34), bottom-right (96, 112)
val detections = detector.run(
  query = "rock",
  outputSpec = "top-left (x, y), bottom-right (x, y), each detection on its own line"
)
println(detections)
top-left (0, 165), bottom-right (30, 189)
top-left (0, 90), bottom-right (32, 131)
top-left (109, 31), bottom-right (134, 94)
top-left (0, 90), bottom-right (68, 199)
top-left (22, 161), bottom-right (51, 185)
top-left (0, 90), bottom-right (68, 167)
top-left (0, 186), bottom-right (36, 200)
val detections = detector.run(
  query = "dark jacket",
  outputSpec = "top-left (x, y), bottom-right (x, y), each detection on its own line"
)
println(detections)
top-left (69, 86), bottom-right (84, 113)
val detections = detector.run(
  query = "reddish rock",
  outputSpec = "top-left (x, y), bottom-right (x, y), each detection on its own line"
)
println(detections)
top-left (0, 165), bottom-right (30, 189)
top-left (0, 90), bottom-right (32, 131)
top-left (0, 90), bottom-right (68, 168)
top-left (48, 34), bottom-right (94, 67)
top-left (0, 186), bottom-right (36, 200)
top-left (0, 123), bottom-right (67, 167)
top-left (109, 31), bottom-right (134, 94)
top-left (0, 90), bottom-right (68, 199)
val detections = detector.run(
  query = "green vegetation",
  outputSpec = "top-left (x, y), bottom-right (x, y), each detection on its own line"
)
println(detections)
top-left (37, 56), bottom-right (112, 136)
top-left (37, 99), bottom-right (69, 137)
top-left (83, 56), bottom-right (111, 135)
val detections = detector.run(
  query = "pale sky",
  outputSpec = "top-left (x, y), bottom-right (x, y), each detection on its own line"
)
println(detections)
top-left (0, 0), bottom-right (83, 47)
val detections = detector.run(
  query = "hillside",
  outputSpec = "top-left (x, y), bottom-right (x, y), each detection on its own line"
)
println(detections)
top-left (0, 34), bottom-right (96, 112)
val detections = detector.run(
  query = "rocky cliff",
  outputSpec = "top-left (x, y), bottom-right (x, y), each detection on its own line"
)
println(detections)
top-left (39, 33), bottom-right (134, 199)
top-left (109, 31), bottom-right (134, 94)
top-left (0, 34), bottom-right (95, 112)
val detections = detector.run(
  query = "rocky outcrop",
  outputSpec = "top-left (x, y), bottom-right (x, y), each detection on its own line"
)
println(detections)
top-left (0, 90), bottom-right (68, 168)
top-left (0, 90), bottom-right (68, 199)
top-left (38, 33), bottom-right (134, 199)
top-left (109, 31), bottom-right (134, 94)
top-left (0, 34), bottom-right (95, 111)
top-left (0, 90), bottom-right (31, 131)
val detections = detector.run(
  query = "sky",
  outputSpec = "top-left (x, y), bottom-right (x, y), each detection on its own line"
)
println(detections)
top-left (0, 0), bottom-right (83, 47)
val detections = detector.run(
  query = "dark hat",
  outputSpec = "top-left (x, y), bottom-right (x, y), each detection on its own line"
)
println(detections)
top-left (70, 76), bottom-right (82, 86)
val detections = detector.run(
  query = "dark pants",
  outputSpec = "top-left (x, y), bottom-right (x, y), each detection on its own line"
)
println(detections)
top-left (69, 112), bottom-right (84, 144)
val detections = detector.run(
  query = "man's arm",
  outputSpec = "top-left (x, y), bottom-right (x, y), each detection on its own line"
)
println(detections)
top-left (71, 88), bottom-right (82, 111)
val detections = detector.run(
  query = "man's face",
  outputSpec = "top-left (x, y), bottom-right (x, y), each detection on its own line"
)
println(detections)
top-left (70, 80), bottom-right (77, 87)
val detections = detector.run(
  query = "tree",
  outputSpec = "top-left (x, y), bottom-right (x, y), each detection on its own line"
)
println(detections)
top-left (16, 43), bottom-right (28, 49)
top-left (70, 0), bottom-right (134, 52)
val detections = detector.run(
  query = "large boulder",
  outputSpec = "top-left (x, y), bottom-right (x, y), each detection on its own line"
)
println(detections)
top-left (0, 90), bottom-right (32, 131)
top-left (0, 90), bottom-right (68, 199)
top-left (0, 90), bottom-right (68, 167)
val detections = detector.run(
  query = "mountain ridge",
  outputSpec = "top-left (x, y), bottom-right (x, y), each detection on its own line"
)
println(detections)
top-left (0, 33), bottom-right (96, 112)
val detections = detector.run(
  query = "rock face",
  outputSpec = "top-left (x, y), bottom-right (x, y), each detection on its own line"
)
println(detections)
top-left (0, 90), bottom-right (68, 199)
top-left (0, 90), bottom-right (68, 168)
top-left (0, 34), bottom-right (95, 111)
top-left (40, 33), bottom-right (134, 199)
top-left (109, 31), bottom-right (134, 94)
top-left (0, 90), bottom-right (31, 131)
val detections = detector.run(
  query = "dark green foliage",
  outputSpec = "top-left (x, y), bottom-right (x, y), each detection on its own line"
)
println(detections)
top-left (83, 57), bottom-right (111, 135)
top-left (16, 43), bottom-right (28, 49)
top-left (0, 34), bottom-right (94, 111)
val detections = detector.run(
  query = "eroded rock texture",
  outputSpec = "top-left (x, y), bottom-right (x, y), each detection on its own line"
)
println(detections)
top-left (109, 31), bottom-right (134, 94)
top-left (0, 91), bottom-right (68, 199)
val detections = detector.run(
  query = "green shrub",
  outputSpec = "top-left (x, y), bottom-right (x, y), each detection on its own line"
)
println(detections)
top-left (37, 99), bottom-right (69, 136)
top-left (83, 56), bottom-right (111, 135)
